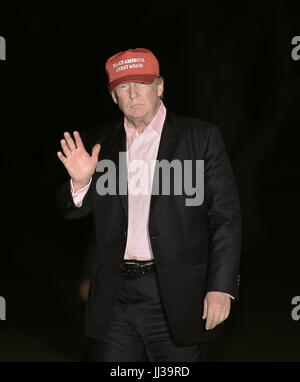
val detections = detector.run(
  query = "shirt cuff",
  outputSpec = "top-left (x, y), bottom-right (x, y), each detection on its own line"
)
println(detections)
top-left (207, 291), bottom-right (235, 300)
top-left (226, 293), bottom-right (235, 300)
top-left (70, 178), bottom-right (92, 207)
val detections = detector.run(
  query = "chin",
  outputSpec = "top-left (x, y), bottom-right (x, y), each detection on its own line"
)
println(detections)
top-left (128, 109), bottom-right (147, 119)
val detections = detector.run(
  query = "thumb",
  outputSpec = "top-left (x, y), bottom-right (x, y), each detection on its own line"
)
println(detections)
top-left (202, 297), bottom-right (208, 319)
top-left (91, 143), bottom-right (101, 159)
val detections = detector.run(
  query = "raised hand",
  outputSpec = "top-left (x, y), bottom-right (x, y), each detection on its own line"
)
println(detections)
top-left (57, 131), bottom-right (101, 191)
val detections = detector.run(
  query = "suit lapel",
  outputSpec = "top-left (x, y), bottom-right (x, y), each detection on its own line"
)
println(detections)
top-left (149, 110), bottom-right (182, 217)
top-left (99, 120), bottom-right (128, 219)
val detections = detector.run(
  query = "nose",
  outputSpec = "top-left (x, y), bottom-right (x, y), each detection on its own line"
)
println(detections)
top-left (128, 83), bottom-right (138, 99)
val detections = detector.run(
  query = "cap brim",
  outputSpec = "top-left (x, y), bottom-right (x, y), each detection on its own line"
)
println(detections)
top-left (109, 74), bottom-right (156, 92)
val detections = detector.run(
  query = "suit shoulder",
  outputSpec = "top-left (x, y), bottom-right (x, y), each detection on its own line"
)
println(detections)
top-left (81, 117), bottom-right (123, 150)
top-left (167, 110), bottom-right (218, 136)
top-left (86, 117), bottom-right (122, 141)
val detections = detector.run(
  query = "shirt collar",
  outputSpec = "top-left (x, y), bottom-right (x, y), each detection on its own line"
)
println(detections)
top-left (124, 101), bottom-right (166, 138)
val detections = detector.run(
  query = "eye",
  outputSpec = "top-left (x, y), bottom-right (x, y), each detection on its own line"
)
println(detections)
top-left (118, 84), bottom-right (129, 90)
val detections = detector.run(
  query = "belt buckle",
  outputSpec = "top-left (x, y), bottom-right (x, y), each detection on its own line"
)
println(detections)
top-left (122, 263), bottom-right (138, 278)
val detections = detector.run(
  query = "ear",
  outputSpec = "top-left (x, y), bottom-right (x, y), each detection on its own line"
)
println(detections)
top-left (157, 78), bottom-right (164, 98)
top-left (111, 91), bottom-right (118, 104)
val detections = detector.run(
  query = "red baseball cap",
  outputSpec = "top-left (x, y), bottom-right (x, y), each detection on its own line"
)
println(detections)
top-left (105, 48), bottom-right (160, 92)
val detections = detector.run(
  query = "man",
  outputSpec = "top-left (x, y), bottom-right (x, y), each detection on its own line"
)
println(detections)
top-left (57, 48), bottom-right (242, 362)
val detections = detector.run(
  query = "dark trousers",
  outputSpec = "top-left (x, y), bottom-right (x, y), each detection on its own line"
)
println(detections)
top-left (88, 271), bottom-right (208, 362)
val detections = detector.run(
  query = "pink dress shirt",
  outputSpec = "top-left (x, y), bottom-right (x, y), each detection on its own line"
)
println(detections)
top-left (71, 101), bottom-right (166, 261)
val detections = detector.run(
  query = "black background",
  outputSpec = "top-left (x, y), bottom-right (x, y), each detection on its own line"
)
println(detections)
top-left (0, 1), bottom-right (299, 362)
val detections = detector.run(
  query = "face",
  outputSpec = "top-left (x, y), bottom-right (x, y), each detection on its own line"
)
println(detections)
top-left (111, 78), bottom-right (164, 126)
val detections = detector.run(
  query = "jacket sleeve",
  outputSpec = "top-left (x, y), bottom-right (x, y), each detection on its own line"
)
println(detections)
top-left (56, 178), bottom-right (92, 219)
top-left (204, 125), bottom-right (242, 299)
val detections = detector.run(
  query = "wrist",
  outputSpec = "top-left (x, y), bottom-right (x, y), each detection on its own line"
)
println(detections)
top-left (72, 178), bottom-right (90, 193)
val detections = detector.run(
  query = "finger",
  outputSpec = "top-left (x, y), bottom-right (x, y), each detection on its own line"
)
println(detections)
top-left (92, 143), bottom-right (101, 161)
top-left (218, 310), bottom-right (226, 324)
top-left (224, 307), bottom-right (230, 320)
top-left (73, 131), bottom-right (84, 149)
top-left (61, 139), bottom-right (71, 156)
top-left (216, 304), bottom-right (230, 327)
top-left (205, 308), bottom-right (215, 330)
top-left (223, 305), bottom-right (230, 321)
top-left (64, 131), bottom-right (76, 151)
top-left (57, 151), bottom-right (67, 164)
top-left (211, 310), bottom-right (222, 329)
top-left (202, 298), bottom-right (207, 319)
top-left (219, 312), bottom-right (228, 324)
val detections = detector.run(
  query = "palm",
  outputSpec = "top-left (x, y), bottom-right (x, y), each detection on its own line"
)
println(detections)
top-left (64, 146), bottom-right (96, 181)
top-left (57, 131), bottom-right (101, 184)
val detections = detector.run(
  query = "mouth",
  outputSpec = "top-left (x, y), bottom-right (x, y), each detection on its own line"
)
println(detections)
top-left (130, 104), bottom-right (143, 108)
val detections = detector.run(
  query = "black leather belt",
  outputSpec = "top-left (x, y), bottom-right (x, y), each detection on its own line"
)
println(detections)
top-left (121, 260), bottom-right (156, 279)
